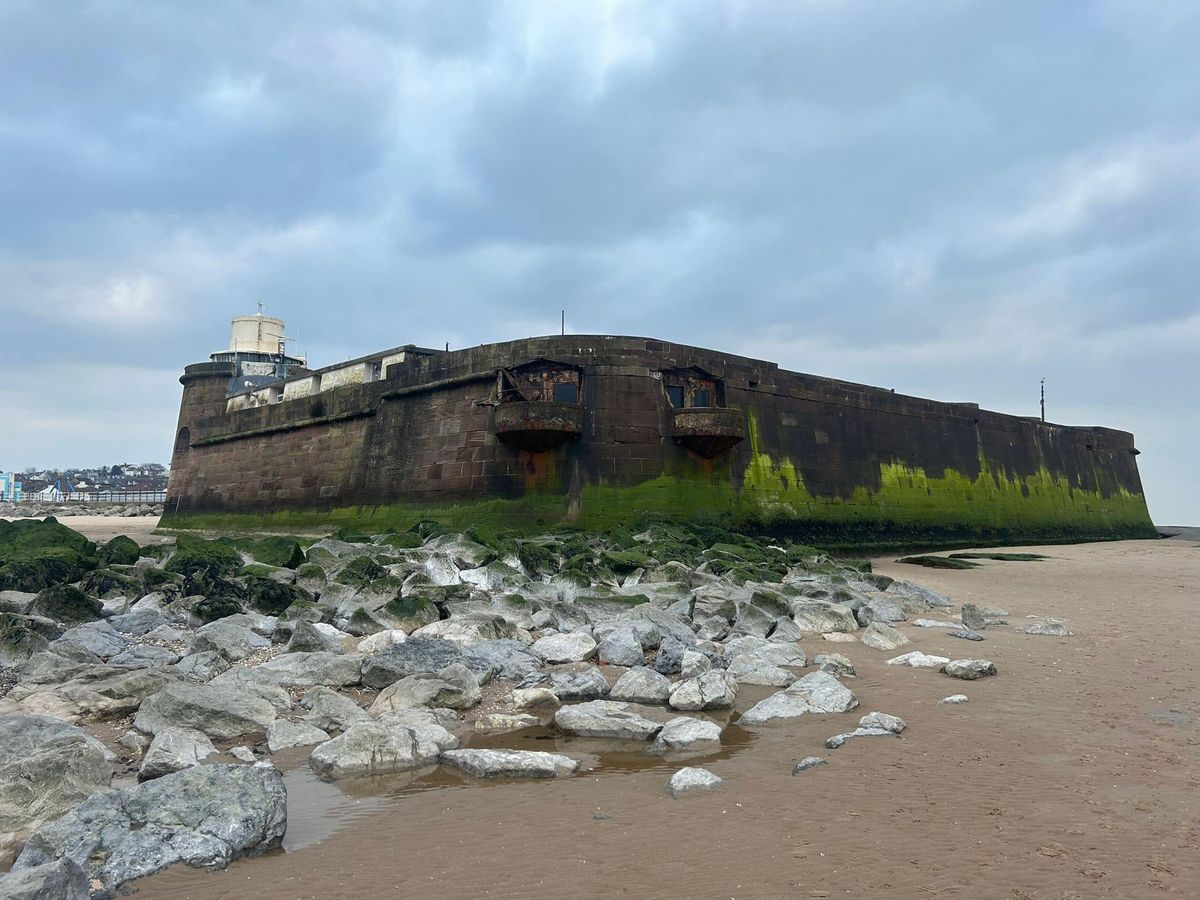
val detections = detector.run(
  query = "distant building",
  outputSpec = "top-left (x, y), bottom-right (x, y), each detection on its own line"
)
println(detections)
top-left (0, 472), bottom-right (22, 502)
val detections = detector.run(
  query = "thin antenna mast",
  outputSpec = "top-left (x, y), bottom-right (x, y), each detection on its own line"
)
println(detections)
top-left (1040, 378), bottom-right (1045, 423)
top-left (561, 309), bottom-right (565, 335)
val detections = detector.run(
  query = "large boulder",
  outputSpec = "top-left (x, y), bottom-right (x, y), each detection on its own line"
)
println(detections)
top-left (648, 717), bottom-right (722, 754)
top-left (0, 715), bottom-right (112, 868)
top-left (11, 764), bottom-right (286, 895)
top-left (192, 619), bottom-right (270, 662)
top-left (309, 722), bottom-right (441, 778)
top-left (55, 622), bottom-right (129, 658)
top-left (860, 621), bottom-right (910, 652)
top-left (266, 719), bottom-right (331, 753)
top-left (6, 666), bottom-right (181, 723)
top-left (360, 638), bottom-right (463, 690)
top-left (134, 681), bottom-right (276, 740)
top-left (27, 586), bottom-right (103, 625)
top-left (666, 766), bottom-right (722, 798)
top-left (725, 655), bottom-right (793, 687)
top-left (461, 639), bottom-right (542, 680)
top-left (738, 691), bottom-right (814, 725)
top-left (855, 596), bottom-right (907, 626)
top-left (786, 671), bottom-right (858, 713)
top-left (553, 700), bottom-right (663, 740)
top-left (302, 687), bottom-right (370, 733)
top-left (244, 651), bottom-right (363, 690)
top-left (441, 749), bottom-right (578, 779)
top-left (0, 858), bottom-right (90, 899)
top-left (0, 613), bottom-right (51, 667)
top-left (411, 617), bottom-right (514, 648)
top-left (609, 667), bottom-right (671, 704)
top-left (942, 659), bottom-right (997, 680)
top-left (596, 629), bottom-right (645, 667)
top-left (887, 651), bottom-right (950, 669)
top-left (531, 632), bottom-right (597, 664)
top-left (790, 601), bottom-right (857, 634)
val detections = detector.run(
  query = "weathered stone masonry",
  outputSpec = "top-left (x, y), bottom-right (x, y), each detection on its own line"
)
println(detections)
top-left (165, 335), bottom-right (1154, 543)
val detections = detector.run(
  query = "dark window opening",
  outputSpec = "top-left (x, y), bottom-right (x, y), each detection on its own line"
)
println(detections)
top-left (552, 382), bottom-right (579, 404)
top-left (693, 388), bottom-right (712, 408)
top-left (174, 427), bottom-right (191, 454)
top-left (666, 385), bottom-right (685, 408)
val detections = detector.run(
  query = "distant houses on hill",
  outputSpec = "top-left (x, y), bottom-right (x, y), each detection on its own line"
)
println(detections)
top-left (0, 463), bottom-right (169, 504)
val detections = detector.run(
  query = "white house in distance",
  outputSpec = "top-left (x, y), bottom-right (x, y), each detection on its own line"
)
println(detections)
top-left (0, 472), bottom-right (22, 502)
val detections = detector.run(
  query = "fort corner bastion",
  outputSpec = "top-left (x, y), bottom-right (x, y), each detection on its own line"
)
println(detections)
top-left (163, 319), bottom-right (1155, 548)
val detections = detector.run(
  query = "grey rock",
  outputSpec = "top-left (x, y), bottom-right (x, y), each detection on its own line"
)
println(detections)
top-left (134, 681), bottom-right (276, 740)
top-left (309, 721), bottom-right (440, 778)
top-left (510, 687), bottom-right (559, 709)
top-left (285, 619), bottom-right (336, 654)
top-left (825, 726), bottom-right (897, 749)
top-left (410, 616), bottom-right (515, 648)
top-left (942, 659), bottom-right (997, 680)
top-left (949, 629), bottom-right (985, 641)
top-left (596, 629), bottom-right (644, 667)
top-left (887, 651), bottom-right (950, 669)
top-left (858, 711), bottom-right (906, 733)
top-left (55, 622), bottom-right (130, 658)
top-left (856, 596), bottom-right (907, 626)
top-left (814, 652), bottom-right (856, 678)
top-left (473, 713), bottom-right (540, 734)
top-left (609, 666), bottom-right (671, 704)
top-left (938, 694), bottom-right (970, 705)
top-left (374, 708), bottom-right (461, 756)
top-left (553, 700), bottom-right (662, 740)
top-left (694, 615), bottom-right (730, 642)
top-left (301, 687), bottom-right (371, 733)
top-left (173, 650), bottom-right (230, 682)
top-left (768, 616), bottom-right (804, 643)
top-left (6, 666), bottom-right (181, 723)
top-left (912, 618), bottom-right (961, 628)
top-left (981, 606), bottom-right (1010, 618)
top-left (228, 746), bottom-right (256, 763)
top-left (860, 621), bottom-right (910, 651)
top-left (460, 639), bottom-right (542, 680)
top-left (138, 727), bottom-right (216, 781)
top-left (110, 644), bottom-right (181, 667)
top-left (192, 620), bottom-right (270, 662)
top-left (679, 649), bottom-right (711, 679)
top-left (267, 719), bottom-right (330, 753)
top-left (368, 663), bottom-right (480, 713)
top-left (648, 717), bottom-right (722, 753)
top-left (738, 691), bottom-right (814, 725)
top-left (11, 764), bottom-right (286, 894)
top-left (666, 766), bottom-right (722, 798)
top-left (0, 858), bottom-right (89, 899)
top-left (360, 638), bottom-right (464, 690)
top-left (0, 716), bottom-right (111, 867)
top-left (248, 651), bottom-right (363, 690)
top-left (531, 631), bottom-right (596, 664)
top-left (109, 608), bottom-right (170, 636)
top-left (887, 580), bottom-right (953, 608)
top-left (525, 666), bottom-right (610, 702)
top-left (441, 749), bottom-right (578, 778)
top-left (791, 756), bottom-right (827, 774)
top-left (786, 671), bottom-right (858, 713)
top-left (790, 600), bottom-right (858, 634)
top-left (1023, 622), bottom-right (1073, 636)
top-left (731, 602), bottom-right (774, 638)
top-left (725, 654), bottom-right (793, 686)
top-left (669, 670), bottom-right (738, 711)
top-left (653, 635), bottom-right (687, 674)
top-left (961, 603), bottom-right (987, 631)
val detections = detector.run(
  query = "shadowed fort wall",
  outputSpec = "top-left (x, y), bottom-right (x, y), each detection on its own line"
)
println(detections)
top-left (163, 335), bottom-right (1154, 546)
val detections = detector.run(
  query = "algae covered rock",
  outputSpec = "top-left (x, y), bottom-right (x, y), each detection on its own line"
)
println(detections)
top-left (0, 519), bottom-right (98, 593)
top-left (27, 585), bottom-right (103, 624)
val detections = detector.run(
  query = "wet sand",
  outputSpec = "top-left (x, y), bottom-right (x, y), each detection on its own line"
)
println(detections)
top-left (1, 514), bottom-right (165, 546)
top-left (139, 538), bottom-right (1199, 899)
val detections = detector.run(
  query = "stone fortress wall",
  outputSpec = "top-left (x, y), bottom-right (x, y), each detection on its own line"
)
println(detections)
top-left (164, 334), bottom-right (1154, 545)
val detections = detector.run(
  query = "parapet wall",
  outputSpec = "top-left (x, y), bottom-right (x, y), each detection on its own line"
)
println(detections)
top-left (164, 335), bottom-right (1154, 545)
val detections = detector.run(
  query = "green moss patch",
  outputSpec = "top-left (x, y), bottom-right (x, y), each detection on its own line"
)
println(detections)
top-left (896, 555), bottom-right (981, 570)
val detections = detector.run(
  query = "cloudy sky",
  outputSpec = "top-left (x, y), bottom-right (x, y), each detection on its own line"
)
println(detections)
top-left (1, 1), bottom-right (1196, 523)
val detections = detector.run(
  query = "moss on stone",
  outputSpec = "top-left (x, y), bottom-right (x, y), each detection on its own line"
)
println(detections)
top-left (98, 535), bottom-right (141, 566)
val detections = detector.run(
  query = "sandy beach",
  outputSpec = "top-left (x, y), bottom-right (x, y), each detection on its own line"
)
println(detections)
top-left (130, 537), bottom-right (1198, 900)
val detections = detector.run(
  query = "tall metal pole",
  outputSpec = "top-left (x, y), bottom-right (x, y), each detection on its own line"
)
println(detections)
top-left (561, 309), bottom-right (565, 335)
top-left (1040, 378), bottom-right (1045, 423)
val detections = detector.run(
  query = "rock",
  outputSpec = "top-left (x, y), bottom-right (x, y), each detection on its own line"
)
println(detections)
top-left (949, 629), bottom-right (984, 641)
top-left (11, 764), bottom-right (286, 895)
top-left (666, 766), bottom-right (722, 798)
top-left (725, 654), bottom-right (793, 686)
top-left (860, 621), bottom-right (910, 652)
top-left (653, 635), bottom-right (688, 674)
top-left (56, 622), bottom-right (129, 658)
top-left (228, 746), bottom-right (257, 763)
top-left (461, 639), bottom-right (542, 680)
top-left (173, 650), bottom-right (230, 682)
top-left (727, 638), bottom-right (806, 668)
top-left (27, 586), bottom-right (103, 625)
top-left (912, 618), bottom-right (961, 628)
top-left (531, 632), bottom-right (597, 664)
top-left (648, 717), bottom-right (722, 753)
top-left (858, 711), bottom-right (906, 733)
top-left (676, 650), bottom-right (710, 680)
top-left (0, 858), bottom-right (89, 899)
top-left (110, 644), bottom-right (181, 667)
top-left (356, 629), bottom-right (408, 654)
top-left (668, 670), bottom-right (738, 710)
top-left (532, 667), bottom-right (611, 702)
top-left (1023, 622), bottom-right (1073, 636)
top-left (368, 663), bottom-right (480, 713)
top-left (786, 671), bottom-right (858, 713)
top-left (938, 694), bottom-right (969, 705)
top-left (302, 687), bottom-right (371, 732)
top-left (309, 721), bottom-right (440, 778)
top-left (814, 652), bottom-right (856, 678)
top-left (887, 580), bottom-right (953, 608)
top-left (609, 666), bottom-right (671, 704)
top-left (695, 615), bottom-right (729, 642)
top-left (790, 600), bottom-right (858, 634)
top-left (267, 719), bottom-right (330, 753)
top-left (856, 596), bottom-right (907, 626)
top-left (286, 619), bottom-right (336, 654)
top-left (596, 629), bottom-right (645, 667)
top-left (731, 602), bottom-right (774, 638)
top-left (134, 682), bottom-right (276, 740)
top-left (511, 687), bottom-right (559, 709)
top-left (248, 652), bottom-right (363, 690)
top-left (108, 608), bottom-right (169, 636)
top-left (791, 756), bottom-right (827, 774)
top-left (7, 666), bottom-right (181, 723)
top-left (942, 659), bottom-right (997, 680)
top-left (411, 617), bottom-right (513, 649)
top-left (739, 691), bottom-right (814, 725)
top-left (473, 714), bottom-right (539, 734)
top-left (553, 700), bottom-right (662, 740)
top-left (192, 620), bottom-right (270, 662)
top-left (821, 632), bottom-right (857, 643)
top-left (960, 602), bottom-right (987, 631)
top-left (825, 726), bottom-right (898, 749)
top-left (0, 614), bottom-right (51, 667)
top-left (0, 716), bottom-right (111, 868)
top-left (441, 749), bottom-right (578, 778)
top-left (374, 709), bottom-right (461, 756)
top-left (887, 651), bottom-right (950, 669)
top-left (360, 638), bottom-right (463, 690)
top-left (138, 727), bottom-right (216, 781)
top-left (981, 606), bottom-right (1010, 618)
top-left (768, 616), bottom-right (804, 644)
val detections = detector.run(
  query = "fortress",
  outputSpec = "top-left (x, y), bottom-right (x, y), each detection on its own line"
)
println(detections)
top-left (163, 316), bottom-right (1155, 547)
